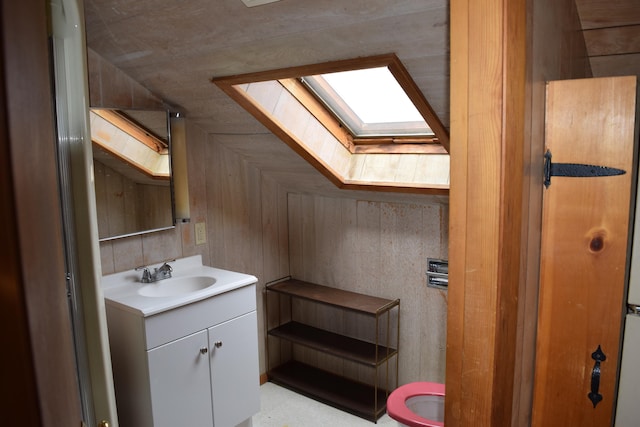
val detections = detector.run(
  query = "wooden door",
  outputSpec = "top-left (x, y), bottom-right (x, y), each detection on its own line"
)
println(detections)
top-left (532, 76), bottom-right (638, 426)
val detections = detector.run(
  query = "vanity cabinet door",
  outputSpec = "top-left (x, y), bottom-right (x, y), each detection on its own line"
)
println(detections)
top-left (209, 311), bottom-right (260, 427)
top-left (147, 330), bottom-right (214, 427)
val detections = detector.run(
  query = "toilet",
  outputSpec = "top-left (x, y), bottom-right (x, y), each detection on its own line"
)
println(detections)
top-left (387, 382), bottom-right (445, 427)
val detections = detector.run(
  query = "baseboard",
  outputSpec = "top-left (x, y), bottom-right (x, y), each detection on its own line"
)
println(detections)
top-left (260, 372), bottom-right (269, 385)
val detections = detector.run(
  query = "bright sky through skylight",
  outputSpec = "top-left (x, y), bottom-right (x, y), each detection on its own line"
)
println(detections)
top-left (321, 67), bottom-right (426, 124)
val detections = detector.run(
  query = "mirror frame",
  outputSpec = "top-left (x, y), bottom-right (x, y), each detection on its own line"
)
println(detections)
top-left (91, 108), bottom-right (177, 241)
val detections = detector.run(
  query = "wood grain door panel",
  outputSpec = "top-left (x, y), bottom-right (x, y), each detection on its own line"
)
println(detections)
top-left (532, 76), bottom-right (638, 426)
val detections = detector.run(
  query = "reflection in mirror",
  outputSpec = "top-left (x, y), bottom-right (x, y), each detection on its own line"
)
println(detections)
top-left (90, 109), bottom-right (175, 241)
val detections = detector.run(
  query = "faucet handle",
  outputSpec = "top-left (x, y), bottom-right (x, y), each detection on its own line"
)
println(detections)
top-left (135, 266), bottom-right (152, 282)
top-left (140, 268), bottom-right (152, 283)
top-left (158, 262), bottom-right (173, 273)
top-left (155, 262), bottom-right (173, 280)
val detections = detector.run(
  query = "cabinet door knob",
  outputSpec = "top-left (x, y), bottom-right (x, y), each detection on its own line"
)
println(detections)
top-left (214, 341), bottom-right (223, 348)
top-left (98, 421), bottom-right (110, 427)
top-left (200, 347), bottom-right (208, 355)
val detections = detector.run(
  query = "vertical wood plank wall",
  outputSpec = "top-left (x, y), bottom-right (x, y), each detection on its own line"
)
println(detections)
top-left (447, 0), bottom-right (592, 425)
top-left (94, 160), bottom-right (172, 239)
top-left (287, 194), bottom-right (449, 385)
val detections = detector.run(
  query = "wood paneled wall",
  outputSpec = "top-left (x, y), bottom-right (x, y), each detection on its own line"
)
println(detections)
top-left (94, 160), bottom-right (172, 239)
top-left (203, 137), bottom-right (290, 375)
top-left (287, 193), bottom-right (449, 385)
top-left (204, 132), bottom-right (447, 382)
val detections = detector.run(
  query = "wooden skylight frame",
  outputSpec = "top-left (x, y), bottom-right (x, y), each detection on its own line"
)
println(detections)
top-left (92, 109), bottom-right (168, 154)
top-left (211, 54), bottom-right (450, 195)
top-left (90, 110), bottom-right (170, 181)
top-left (212, 54), bottom-right (450, 155)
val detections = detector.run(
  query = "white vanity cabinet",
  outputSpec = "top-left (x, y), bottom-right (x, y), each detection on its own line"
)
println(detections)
top-left (106, 282), bottom-right (260, 427)
top-left (208, 311), bottom-right (259, 427)
top-left (147, 330), bottom-right (214, 426)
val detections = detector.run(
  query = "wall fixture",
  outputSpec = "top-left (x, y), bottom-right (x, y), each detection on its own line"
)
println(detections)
top-left (240, 0), bottom-right (281, 7)
top-left (170, 112), bottom-right (190, 222)
top-left (427, 258), bottom-right (448, 290)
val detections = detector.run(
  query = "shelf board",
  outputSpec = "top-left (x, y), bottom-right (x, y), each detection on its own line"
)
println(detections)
top-left (267, 279), bottom-right (399, 315)
top-left (268, 361), bottom-right (389, 421)
top-left (269, 321), bottom-right (397, 366)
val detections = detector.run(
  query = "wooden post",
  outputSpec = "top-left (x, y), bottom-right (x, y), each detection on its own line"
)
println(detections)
top-left (447, 0), bottom-right (527, 425)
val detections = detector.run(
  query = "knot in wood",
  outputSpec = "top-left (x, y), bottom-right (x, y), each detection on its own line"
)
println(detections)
top-left (589, 232), bottom-right (606, 253)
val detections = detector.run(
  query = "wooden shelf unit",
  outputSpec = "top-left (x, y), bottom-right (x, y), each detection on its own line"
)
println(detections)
top-left (265, 278), bottom-right (400, 422)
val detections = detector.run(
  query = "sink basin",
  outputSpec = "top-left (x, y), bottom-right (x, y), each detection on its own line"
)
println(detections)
top-left (138, 276), bottom-right (217, 298)
top-left (102, 255), bottom-right (258, 316)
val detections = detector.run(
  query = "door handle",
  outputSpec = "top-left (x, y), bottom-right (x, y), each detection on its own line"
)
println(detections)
top-left (588, 345), bottom-right (606, 408)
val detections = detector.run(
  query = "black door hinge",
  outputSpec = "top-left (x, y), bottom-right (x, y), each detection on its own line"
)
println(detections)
top-left (544, 150), bottom-right (626, 188)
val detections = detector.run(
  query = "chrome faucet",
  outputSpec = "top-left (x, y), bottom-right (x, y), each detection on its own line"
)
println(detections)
top-left (138, 262), bottom-right (173, 283)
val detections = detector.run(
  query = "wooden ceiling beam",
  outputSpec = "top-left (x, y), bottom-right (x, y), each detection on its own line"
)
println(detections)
top-left (583, 24), bottom-right (640, 56)
top-left (575, 0), bottom-right (640, 30)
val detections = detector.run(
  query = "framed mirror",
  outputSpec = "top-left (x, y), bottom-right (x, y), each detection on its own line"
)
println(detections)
top-left (90, 108), bottom-right (175, 241)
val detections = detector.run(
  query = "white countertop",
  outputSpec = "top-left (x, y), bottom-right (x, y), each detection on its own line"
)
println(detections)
top-left (102, 255), bottom-right (258, 317)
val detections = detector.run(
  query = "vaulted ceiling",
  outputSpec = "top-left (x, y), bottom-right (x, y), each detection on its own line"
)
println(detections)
top-left (83, 0), bottom-right (640, 196)
top-left (84, 0), bottom-right (450, 197)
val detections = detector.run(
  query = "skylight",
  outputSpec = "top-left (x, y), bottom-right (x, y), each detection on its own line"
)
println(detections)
top-left (211, 54), bottom-right (450, 194)
top-left (302, 67), bottom-right (434, 137)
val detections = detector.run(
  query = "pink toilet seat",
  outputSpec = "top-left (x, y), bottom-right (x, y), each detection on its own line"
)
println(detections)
top-left (387, 382), bottom-right (445, 427)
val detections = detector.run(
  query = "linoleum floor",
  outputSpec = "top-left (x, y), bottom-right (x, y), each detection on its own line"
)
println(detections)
top-left (252, 382), bottom-right (397, 427)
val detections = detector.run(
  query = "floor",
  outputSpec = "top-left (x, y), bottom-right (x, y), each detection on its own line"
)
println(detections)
top-left (252, 382), bottom-right (398, 427)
